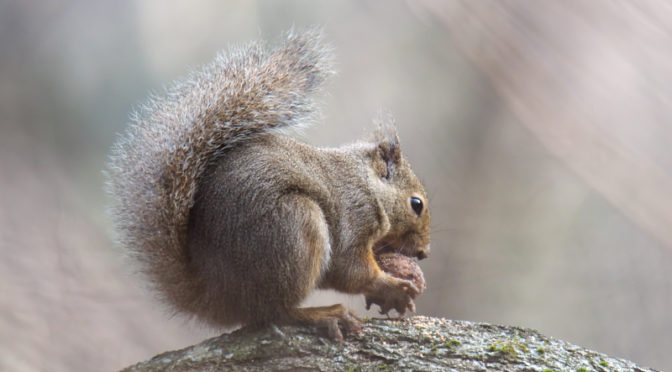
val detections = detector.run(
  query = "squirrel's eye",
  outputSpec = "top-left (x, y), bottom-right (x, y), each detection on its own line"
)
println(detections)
top-left (410, 197), bottom-right (423, 216)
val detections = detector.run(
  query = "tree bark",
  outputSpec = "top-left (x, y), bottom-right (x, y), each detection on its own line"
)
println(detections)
top-left (120, 316), bottom-right (657, 371)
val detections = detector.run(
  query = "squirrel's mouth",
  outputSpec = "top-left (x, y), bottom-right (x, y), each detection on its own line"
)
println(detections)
top-left (372, 236), bottom-right (429, 260)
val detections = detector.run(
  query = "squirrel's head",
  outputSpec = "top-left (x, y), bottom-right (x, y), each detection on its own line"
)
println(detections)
top-left (367, 121), bottom-right (431, 261)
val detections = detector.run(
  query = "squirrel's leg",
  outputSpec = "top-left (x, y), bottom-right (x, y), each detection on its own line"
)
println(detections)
top-left (286, 304), bottom-right (362, 341)
top-left (270, 195), bottom-right (362, 340)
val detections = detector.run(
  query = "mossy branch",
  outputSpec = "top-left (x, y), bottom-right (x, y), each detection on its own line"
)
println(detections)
top-left (121, 316), bottom-right (657, 371)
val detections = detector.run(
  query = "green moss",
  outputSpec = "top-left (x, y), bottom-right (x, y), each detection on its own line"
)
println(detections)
top-left (429, 338), bottom-right (460, 353)
top-left (599, 360), bottom-right (608, 367)
top-left (487, 341), bottom-right (518, 358)
top-left (536, 347), bottom-right (545, 355)
top-left (501, 344), bottom-right (516, 355)
top-left (487, 338), bottom-right (533, 360)
top-left (577, 368), bottom-right (588, 372)
top-left (446, 339), bottom-right (461, 347)
top-left (542, 369), bottom-right (554, 372)
top-left (512, 337), bottom-right (528, 352)
top-left (362, 317), bottom-right (371, 323)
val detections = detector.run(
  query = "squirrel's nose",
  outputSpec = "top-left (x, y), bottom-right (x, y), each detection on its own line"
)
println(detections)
top-left (416, 245), bottom-right (430, 260)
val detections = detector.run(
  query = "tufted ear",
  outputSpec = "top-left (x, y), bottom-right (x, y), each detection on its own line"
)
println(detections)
top-left (374, 111), bottom-right (401, 169)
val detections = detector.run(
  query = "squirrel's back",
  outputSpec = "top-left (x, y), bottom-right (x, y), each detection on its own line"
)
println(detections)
top-left (106, 29), bottom-right (333, 317)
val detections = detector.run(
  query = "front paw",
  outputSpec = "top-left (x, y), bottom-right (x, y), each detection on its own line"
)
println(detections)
top-left (364, 275), bottom-right (419, 316)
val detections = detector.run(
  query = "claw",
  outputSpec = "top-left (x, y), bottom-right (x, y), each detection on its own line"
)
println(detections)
top-left (408, 300), bottom-right (416, 313)
top-left (364, 275), bottom-right (419, 317)
top-left (379, 301), bottom-right (392, 315)
top-left (403, 282), bottom-right (420, 298)
top-left (293, 304), bottom-right (364, 341)
top-left (394, 300), bottom-right (406, 315)
top-left (325, 319), bottom-right (344, 341)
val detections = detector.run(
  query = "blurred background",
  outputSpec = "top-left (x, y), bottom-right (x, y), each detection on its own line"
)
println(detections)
top-left (2, 1), bottom-right (671, 370)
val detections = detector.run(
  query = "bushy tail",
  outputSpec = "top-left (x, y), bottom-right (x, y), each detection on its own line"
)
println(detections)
top-left (106, 29), bottom-right (333, 314)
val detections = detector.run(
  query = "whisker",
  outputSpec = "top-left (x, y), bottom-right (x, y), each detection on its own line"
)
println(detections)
top-left (377, 241), bottom-right (393, 249)
top-left (431, 228), bottom-right (464, 234)
top-left (396, 241), bottom-right (407, 255)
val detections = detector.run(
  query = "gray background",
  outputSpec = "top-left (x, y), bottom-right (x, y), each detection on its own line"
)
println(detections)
top-left (1, 1), bottom-right (671, 371)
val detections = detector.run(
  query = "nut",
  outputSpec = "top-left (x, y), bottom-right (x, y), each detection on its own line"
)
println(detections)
top-left (375, 252), bottom-right (426, 295)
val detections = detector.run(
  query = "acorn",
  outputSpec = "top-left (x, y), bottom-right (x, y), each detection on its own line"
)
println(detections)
top-left (375, 252), bottom-right (426, 295)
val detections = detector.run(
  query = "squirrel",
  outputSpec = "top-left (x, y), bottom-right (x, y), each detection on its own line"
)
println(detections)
top-left (107, 29), bottom-right (430, 340)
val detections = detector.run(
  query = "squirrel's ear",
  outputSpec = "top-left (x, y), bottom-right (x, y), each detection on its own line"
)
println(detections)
top-left (374, 111), bottom-right (401, 167)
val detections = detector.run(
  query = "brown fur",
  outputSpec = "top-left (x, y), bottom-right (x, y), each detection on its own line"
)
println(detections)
top-left (107, 29), bottom-right (430, 338)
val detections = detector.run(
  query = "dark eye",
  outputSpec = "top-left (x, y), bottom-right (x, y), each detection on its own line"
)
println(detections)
top-left (410, 197), bottom-right (423, 216)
